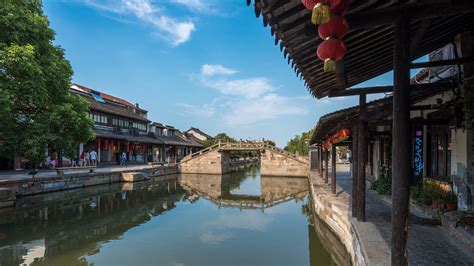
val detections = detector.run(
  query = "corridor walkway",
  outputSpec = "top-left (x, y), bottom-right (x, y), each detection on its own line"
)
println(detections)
top-left (312, 165), bottom-right (474, 265)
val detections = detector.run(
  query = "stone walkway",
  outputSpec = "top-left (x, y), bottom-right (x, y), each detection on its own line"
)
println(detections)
top-left (330, 165), bottom-right (474, 265)
top-left (0, 164), bottom-right (170, 182)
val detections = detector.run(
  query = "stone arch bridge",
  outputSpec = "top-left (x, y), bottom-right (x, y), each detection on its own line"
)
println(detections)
top-left (180, 142), bottom-right (308, 177)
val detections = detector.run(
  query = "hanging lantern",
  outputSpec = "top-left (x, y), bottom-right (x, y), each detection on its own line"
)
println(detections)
top-left (301, 0), bottom-right (330, 25)
top-left (98, 138), bottom-right (101, 150)
top-left (318, 15), bottom-right (348, 39)
top-left (331, 0), bottom-right (350, 16)
top-left (317, 38), bottom-right (346, 72)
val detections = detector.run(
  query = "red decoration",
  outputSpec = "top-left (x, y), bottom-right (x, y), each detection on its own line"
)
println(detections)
top-left (318, 15), bottom-right (348, 39)
top-left (98, 138), bottom-right (101, 150)
top-left (104, 140), bottom-right (108, 150)
top-left (317, 38), bottom-right (346, 71)
top-left (331, 0), bottom-right (350, 16)
top-left (322, 129), bottom-right (350, 148)
top-left (301, 0), bottom-right (321, 10)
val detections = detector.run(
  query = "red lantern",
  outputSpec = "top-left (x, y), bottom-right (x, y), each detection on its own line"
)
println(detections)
top-left (98, 138), bottom-right (101, 150)
top-left (317, 38), bottom-right (346, 72)
top-left (318, 15), bottom-right (348, 40)
top-left (331, 0), bottom-right (350, 16)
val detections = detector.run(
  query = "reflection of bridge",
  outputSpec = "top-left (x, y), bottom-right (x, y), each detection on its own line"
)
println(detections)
top-left (180, 142), bottom-right (309, 177)
top-left (179, 172), bottom-right (308, 211)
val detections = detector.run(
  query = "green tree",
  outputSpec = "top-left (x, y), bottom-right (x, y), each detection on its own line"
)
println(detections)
top-left (0, 1), bottom-right (94, 166)
top-left (203, 133), bottom-right (236, 148)
top-left (284, 129), bottom-right (313, 156)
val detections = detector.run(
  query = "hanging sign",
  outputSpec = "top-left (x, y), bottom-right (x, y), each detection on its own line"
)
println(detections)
top-left (414, 129), bottom-right (424, 177)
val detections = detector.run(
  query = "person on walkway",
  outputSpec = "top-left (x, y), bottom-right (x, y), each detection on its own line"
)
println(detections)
top-left (85, 151), bottom-right (90, 167)
top-left (80, 151), bottom-right (86, 167)
top-left (120, 151), bottom-right (127, 166)
top-left (90, 149), bottom-right (97, 166)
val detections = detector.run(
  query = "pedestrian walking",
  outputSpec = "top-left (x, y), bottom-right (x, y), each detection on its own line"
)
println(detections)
top-left (80, 151), bottom-right (86, 167)
top-left (120, 151), bottom-right (127, 166)
top-left (85, 151), bottom-right (90, 166)
top-left (90, 149), bottom-right (97, 166)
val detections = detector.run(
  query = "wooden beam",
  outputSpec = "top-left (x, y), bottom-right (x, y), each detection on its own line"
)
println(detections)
top-left (331, 144), bottom-right (337, 196)
top-left (336, 60), bottom-right (348, 90)
top-left (352, 125), bottom-right (358, 218)
top-left (410, 56), bottom-right (474, 68)
top-left (328, 81), bottom-right (457, 97)
top-left (357, 94), bottom-right (367, 222)
top-left (347, 1), bottom-right (474, 30)
top-left (392, 14), bottom-right (411, 266)
top-left (410, 104), bottom-right (441, 111)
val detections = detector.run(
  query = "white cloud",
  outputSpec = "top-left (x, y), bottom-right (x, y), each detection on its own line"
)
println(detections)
top-left (176, 103), bottom-right (215, 118)
top-left (223, 93), bottom-right (308, 126)
top-left (84, 0), bottom-right (195, 46)
top-left (203, 77), bottom-right (275, 99)
top-left (181, 64), bottom-right (309, 126)
top-left (201, 64), bottom-right (238, 76)
top-left (171, 0), bottom-right (214, 13)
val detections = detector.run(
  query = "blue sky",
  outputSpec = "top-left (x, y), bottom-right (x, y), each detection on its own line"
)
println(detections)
top-left (43, 0), bottom-right (407, 146)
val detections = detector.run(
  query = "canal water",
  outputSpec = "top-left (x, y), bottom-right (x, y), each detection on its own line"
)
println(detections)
top-left (0, 166), bottom-right (349, 266)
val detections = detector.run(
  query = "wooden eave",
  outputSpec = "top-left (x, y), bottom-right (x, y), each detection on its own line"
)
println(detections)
top-left (248, 0), bottom-right (474, 98)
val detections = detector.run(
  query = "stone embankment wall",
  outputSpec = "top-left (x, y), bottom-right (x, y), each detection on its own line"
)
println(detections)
top-left (308, 171), bottom-right (368, 266)
top-left (260, 149), bottom-right (308, 177)
top-left (0, 165), bottom-right (178, 198)
top-left (180, 149), bottom-right (231, 174)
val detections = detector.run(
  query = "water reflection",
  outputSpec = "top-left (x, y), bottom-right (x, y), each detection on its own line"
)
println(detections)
top-left (180, 168), bottom-right (308, 211)
top-left (0, 167), bottom-right (346, 266)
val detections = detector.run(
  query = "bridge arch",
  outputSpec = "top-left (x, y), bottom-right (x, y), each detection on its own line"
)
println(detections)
top-left (180, 142), bottom-right (309, 177)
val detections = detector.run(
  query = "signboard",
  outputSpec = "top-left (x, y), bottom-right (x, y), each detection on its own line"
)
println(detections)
top-left (414, 129), bottom-right (424, 177)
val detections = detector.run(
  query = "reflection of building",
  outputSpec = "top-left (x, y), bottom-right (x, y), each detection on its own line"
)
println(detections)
top-left (0, 177), bottom-right (184, 265)
top-left (179, 172), bottom-right (308, 210)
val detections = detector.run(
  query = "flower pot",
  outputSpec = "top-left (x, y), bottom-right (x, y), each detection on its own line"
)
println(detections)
top-left (446, 203), bottom-right (456, 211)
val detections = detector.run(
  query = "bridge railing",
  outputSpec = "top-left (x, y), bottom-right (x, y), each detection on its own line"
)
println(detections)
top-left (182, 141), bottom-right (309, 164)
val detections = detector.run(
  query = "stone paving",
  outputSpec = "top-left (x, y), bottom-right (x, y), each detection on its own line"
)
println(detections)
top-left (0, 164), bottom-right (166, 182)
top-left (333, 165), bottom-right (474, 265)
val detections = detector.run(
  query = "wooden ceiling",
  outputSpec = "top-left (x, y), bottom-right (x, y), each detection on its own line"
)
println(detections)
top-left (247, 0), bottom-right (474, 98)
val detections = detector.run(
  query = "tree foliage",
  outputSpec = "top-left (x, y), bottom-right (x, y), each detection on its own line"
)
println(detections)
top-left (284, 129), bottom-right (313, 156)
top-left (0, 0), bottom-right (94, 166)
top-left (202, 133), bottom-right (236, 148)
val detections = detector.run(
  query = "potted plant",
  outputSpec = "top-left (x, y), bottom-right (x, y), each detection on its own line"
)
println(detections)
top-left (443, 191), bottom-right (457, 211)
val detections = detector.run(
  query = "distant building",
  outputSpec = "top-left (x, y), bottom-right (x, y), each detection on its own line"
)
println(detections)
top-left (150, 123), bottom-right (203, 163)
top-left (71, 84), bottom-right (162, 164)
top-left (185, 127), bottom-right (212, 144)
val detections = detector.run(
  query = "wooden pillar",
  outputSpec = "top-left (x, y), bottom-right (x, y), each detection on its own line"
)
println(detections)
top-left (331, 144), bottom-right (337, 195)
top-left (357, 94), bottom-right (367, 222)
top-left (352, 126), bottom-right (358, 217)
top-left (324, 149), bottom-right (329, 184)
top-left (392, 14), bottom-right (411, 266)
top-left (319, 147), bottom-right (323, 177)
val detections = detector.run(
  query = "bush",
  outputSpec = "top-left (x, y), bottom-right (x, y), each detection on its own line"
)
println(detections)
top-left (411, 180), bottom-right (446, 206)
top-left (370, 166), bottom-right (392, 195)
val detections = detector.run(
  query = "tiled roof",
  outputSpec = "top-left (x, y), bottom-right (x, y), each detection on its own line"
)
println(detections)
top-left (94, 129), bottom-right (163, 144)
top-left (186, 127), bottom-right (212, 139)
top-left (84, 96), bottom-right (149, 122)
